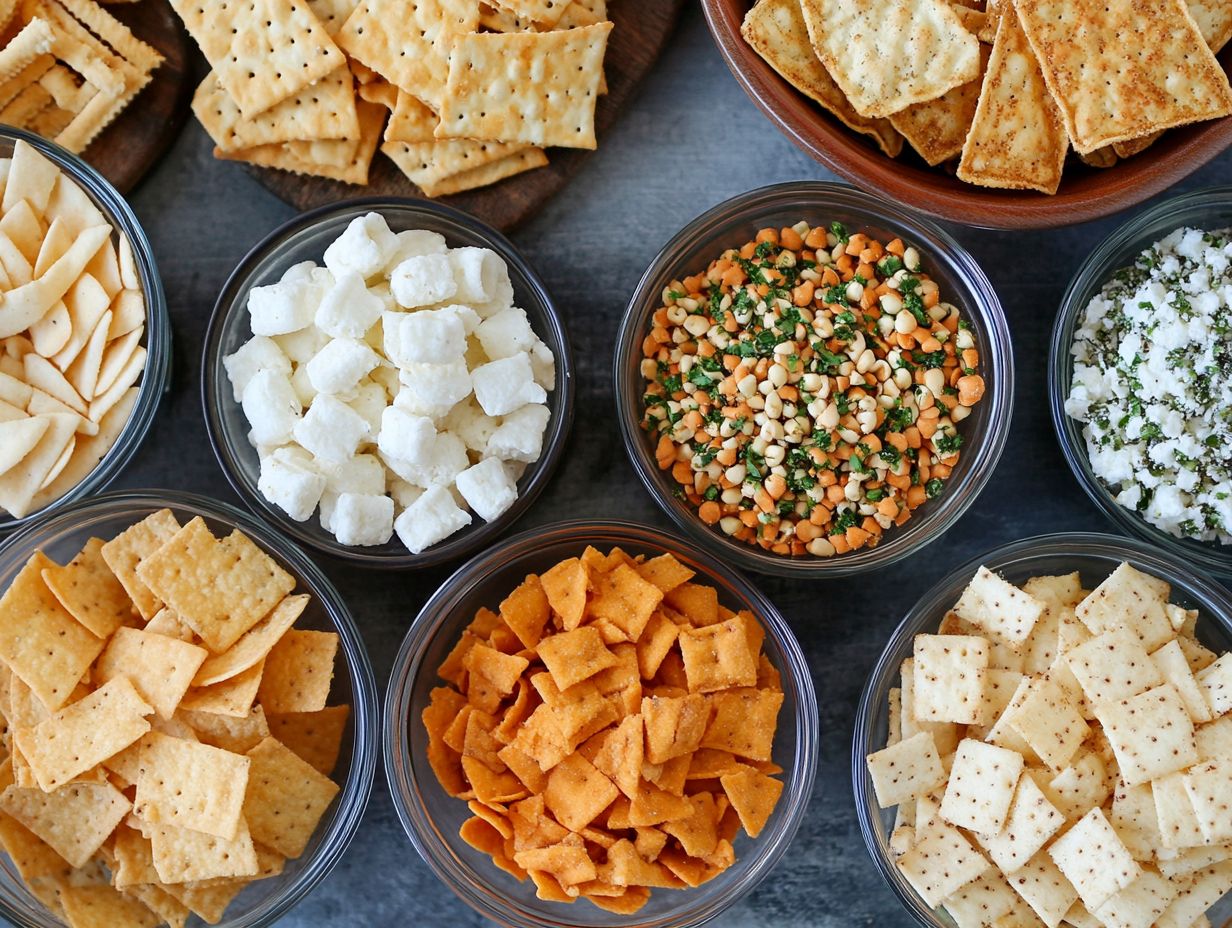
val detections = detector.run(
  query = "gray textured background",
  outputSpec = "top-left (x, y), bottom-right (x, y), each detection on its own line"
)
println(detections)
top-left (102, 5), bottom-right (1232, 926)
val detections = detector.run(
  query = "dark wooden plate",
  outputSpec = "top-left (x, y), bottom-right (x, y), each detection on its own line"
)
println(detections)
top-left (701, 0), bottom-right (1232, 230)
top-left (247, 0), bottom-right (686, 231)
top-left (81, 0), bottom-right (193, 195)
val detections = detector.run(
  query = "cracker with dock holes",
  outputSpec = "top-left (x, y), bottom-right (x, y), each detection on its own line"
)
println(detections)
top-left (0, 512), bottom-right (349, 925)
top-left (797, 0), bottom-right (980, 119)
top-left (741, 0), bottom-right (903, 158)
top-left (421, 548), bottom-right (786, 914)
top-left (865, 559), bottom-right (1232, 928)
top-left (436, 23), bottom-right (612, 149)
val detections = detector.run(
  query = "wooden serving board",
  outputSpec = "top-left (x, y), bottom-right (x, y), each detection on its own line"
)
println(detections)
top-left (81, 1), bottom-right (194, 195)
top-left (247, 0), bottom-right (686, 231)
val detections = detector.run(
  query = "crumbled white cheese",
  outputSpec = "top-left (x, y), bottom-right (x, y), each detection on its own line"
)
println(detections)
top-left (1065, 227), bottom-right (1232, 544)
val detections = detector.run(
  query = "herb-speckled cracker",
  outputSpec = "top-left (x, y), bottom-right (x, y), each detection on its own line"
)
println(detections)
top-left (798, 0), bottom-right (981, 119)
top-left (742, 0), bottom-right (903, 157)
top-left (1015, 0), bottom-right (1232, 154)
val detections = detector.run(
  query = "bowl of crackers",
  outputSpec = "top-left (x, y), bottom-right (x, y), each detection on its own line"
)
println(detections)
top-left (202, 197), bottom-right (573, 569)
top-left (0, 489), bottom-right (379, 927)
top-left (0, 129), bottom-right (169, 535)
top-left (703, 0), bottom-right (1232, 229)
top-left (854, 532), bottom-right (1232, 927)
top-left (385, 519), bottom-right (819, 927)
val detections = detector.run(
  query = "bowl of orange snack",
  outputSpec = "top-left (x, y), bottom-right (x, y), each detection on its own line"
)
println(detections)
top-left (384, 520), bottom-right (818, 926)
top-left (0, 490), bottom-right (378, 927)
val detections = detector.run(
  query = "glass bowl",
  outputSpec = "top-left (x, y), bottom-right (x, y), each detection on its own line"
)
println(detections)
top-left (384, 519), bottom-right (819, 928)
top-left (1049, 187), bottom-right (1232, 578)
top-left (614, 182), bottom-right (1013, 579)
top-left (0, 128), bottom-right (170, 535)
top-left (852, 532), bottom-right (1232, 928)
top-left (202, 197), bottom-right (574, 569)
top-left (0, 490), bottom-right (379, 928)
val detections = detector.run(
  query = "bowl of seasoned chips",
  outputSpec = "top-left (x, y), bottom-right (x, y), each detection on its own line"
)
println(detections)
top-left (703, 0), bottom-right (1232, 229)
top-left (854, 532), bottom-right (1232, 927)
top-left (0, 490), bottom-right (379, 927)
top-left (385, 519), bottom-right (819, 927)
top-left (0, 129), bottom-right (169, 535)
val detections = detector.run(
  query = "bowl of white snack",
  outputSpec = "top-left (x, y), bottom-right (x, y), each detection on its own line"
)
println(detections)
top-left (202, 199), bottom-right (574, 568)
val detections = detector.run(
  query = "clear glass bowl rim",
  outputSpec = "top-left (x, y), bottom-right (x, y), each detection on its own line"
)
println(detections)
top-left (0, 128), bottom-right (170, 536)
top-left (850, 529), bottom-right (1232, 927)
top-left (0, 489), bottom-right (380, 928)
top-left (1048, 185), bottom-right (1232, 577)
top-left (201, 195), bottom-right (575, 570)
top-left (613, 181), bottom-right (1015, 579)
top-left (383, 518), bottom-right (821, 928)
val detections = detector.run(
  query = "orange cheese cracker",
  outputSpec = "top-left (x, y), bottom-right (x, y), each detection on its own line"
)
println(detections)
top-left (421, 546), bottom-right (785, 913)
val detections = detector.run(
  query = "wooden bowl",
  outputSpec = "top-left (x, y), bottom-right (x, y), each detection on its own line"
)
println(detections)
top-left (701, 0), bottom-right (1232, 229)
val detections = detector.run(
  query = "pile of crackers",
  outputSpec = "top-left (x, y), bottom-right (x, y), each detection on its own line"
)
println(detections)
top-left (0, 509), bottom-right (350, 926)
top-left (425, 547), bottom-right (786, 914)
top-left (0, 139), bottom-right (148, 521)
top-left (866, 562), bottom-right (1232, 927)
top-left (743, 0), bottom-right (1232, 194)
top-left (177, 0), bottom-right (614, 197)
top-left (0, 0), bottom-right (163, 154)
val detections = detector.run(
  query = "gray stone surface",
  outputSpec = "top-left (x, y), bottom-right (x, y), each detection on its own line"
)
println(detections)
top-left (98, 5), bottom-right (1232, 926)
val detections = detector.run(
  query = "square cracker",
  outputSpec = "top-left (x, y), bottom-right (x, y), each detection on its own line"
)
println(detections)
top-left (0, 780), bottom-right (130, 867)
top-left (135, 517), bottom-right (296, 653)
top-left (952, 566), bottom-right (1045, 647)
top-left (1007, 849), bottom-right (1079, 928)
top-left (1098, 684), bottom-right (1197, 787)
top-left (194, 594), bottom-right (308, 688)
top-left (865, 730), bottom-right (946, 809)
top-left (1074, 563), bottom-right (1175, 652)
top-left (1065, 628), bottom-right (1165, 706)
top-left (956, 6), bottom-right (1067, 194)
top-left (16, 676), bottom-right (151, 791)
top-left (243, 736), bottom-right (340, 858)
top-left (678, 617), bottom-right (757, 694)
top-left (215, 98), bottom-right (386, 185)
top-left (381, 136), bottom-right (532, 196)
top-left (416, 146), bottom-right (549, 198)
top-left (436, 23), bottom-right (613, 149)
top-left (180, 705), bottom-right (271, 755)
top-left (1005, 675), bottom-right (1089, 769)
top-left (975, 772), bottom-right (1064, 875)
top-left (1153, 771), bottom-right (1208, 849)
top-left (1092, 870), bottom-right (1177, 928)
top-left (167, 0), bottom-right (346, 118)
top-left (255, 628), bottom-right (338, 713)
top-left (1182, 758), bottom-right (1232, 844)
top-left (1195, 653), bottom-right (1232, 716)
top-left (337, 0), bottom-right (478, 110)
top-left (99, 507), bottom-right (180, 620)
top-left (1048, 807), bottom-right (1141, 911)
top-left (59, 883), bottom-right (163, 928)
top-left (798, 0), bottom-right (980, 119)
top-left (891, 43), bottom-right (987, 167)
top-left (536, 626), bottom-right (617, 691)
top-left (741, 0), bottom-right (903, 157)
top-left (943, 870), bottom-right (1020, 928)
top-left (192, 65), bottom-right (359, 152)
top-left (1015, 0), bottom-right (1232, 154)
top-left (265, 705), bottom-right (349, 776)
top-left (39, 537), bottom-right (132, 639)
top-left (912, 634), bottom-right (989, 725)
top-left (178, 659), bottom-right (265, 718)
top-left (94, 626), bottom-right (208, 720)
top-left (0, 551), bottom-right (104, 712)
top-left (135, 732), bottom-right (251, 841)
top-left (897, 819), bottom-right (990, 907)
top-left (940, 738), bottom-right (1024, 834)
top-left (149, 816), bottom-right (259, 884)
